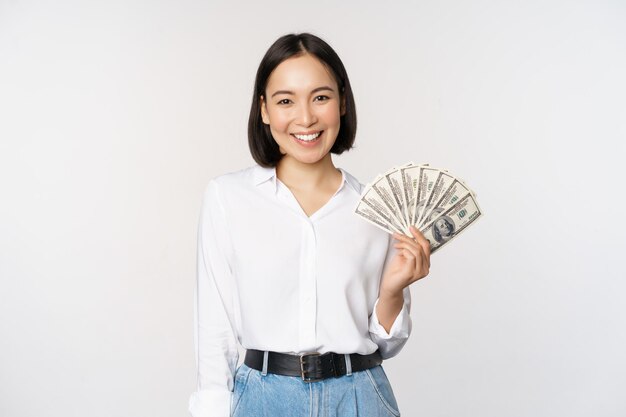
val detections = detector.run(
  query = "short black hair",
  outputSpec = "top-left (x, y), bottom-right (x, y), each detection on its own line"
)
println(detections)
top-left (248, 32), bottom-right (357, 167)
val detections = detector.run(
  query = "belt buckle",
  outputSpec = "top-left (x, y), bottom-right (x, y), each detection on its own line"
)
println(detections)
top-left (299, 351), bottom-right (323, 382)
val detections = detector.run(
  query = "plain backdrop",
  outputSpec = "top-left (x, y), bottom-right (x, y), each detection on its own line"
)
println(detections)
top-left (1, 1), bottom-right (625, 416)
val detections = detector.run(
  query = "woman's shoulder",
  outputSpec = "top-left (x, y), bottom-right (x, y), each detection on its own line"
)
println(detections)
top-left (200, 165), bottom-right (265, 209)
top-left (205, 164), bottom-right (264, 189)
top-left (338, 167), bottom-right (366, 196)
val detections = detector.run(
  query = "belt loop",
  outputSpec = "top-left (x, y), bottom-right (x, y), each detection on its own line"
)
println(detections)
top-left (261, 351), bottom-right (269, 376)
top-left (344, 354), bottom-right (352, 376)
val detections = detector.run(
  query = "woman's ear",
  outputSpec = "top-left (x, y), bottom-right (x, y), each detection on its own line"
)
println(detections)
top-left (340, 95), bottom-right (346, 116)
top-left (260, 95), bottom-right (270, 125)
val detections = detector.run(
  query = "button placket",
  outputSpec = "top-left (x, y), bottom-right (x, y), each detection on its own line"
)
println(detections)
top-left (298, 220), bottom-right (317, 350)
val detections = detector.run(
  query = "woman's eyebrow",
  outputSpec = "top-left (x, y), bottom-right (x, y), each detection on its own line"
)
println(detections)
top-left (270, 86), bottom-right (335, 98)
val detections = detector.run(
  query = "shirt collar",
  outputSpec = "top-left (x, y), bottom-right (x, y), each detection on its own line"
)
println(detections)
top-left (252, 164), bottom-right (361, 195)
top-left (252, 164), bottom-right (277, 190)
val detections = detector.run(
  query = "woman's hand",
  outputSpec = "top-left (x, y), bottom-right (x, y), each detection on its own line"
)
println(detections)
top-left (380, 225), bottom-right (431, 296)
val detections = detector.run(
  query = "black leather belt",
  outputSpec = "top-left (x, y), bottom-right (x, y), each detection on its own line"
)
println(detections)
top-left (244, 348), bottom-right (383, 382)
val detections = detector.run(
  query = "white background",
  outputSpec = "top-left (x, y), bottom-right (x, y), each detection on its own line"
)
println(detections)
top-left (1, 1), bottom-right (625, 416)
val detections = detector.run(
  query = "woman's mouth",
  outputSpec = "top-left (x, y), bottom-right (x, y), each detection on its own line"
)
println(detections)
top-left (291, 131), bottom-right (323, 146)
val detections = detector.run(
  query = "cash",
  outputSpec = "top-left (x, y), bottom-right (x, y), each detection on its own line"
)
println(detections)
top-left (354, 162), bottom-right (482, 254)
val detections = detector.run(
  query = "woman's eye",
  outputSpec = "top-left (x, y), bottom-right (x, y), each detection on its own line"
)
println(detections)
top-left (276, 96), bottom-right (329, 105)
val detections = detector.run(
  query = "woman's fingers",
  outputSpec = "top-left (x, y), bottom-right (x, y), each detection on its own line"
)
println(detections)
top-left (393, 241), bottom-right (419, 257)
top-left (393, 227), bottom-right (432, 272)
top-left (394, 242), bottom-right (429, 281)
top-left (394, 242), bottom-right (430, 275)
top-left (393, 232), bottom-right (420, 254)
top-left (393, 228), bottom-right (431, 257)
top-left (392, 231), bottom-right (415, 244)
top-left (408, 226), bottom-right (431, 261)
top-left (393, 231), bottom-right (424, 262)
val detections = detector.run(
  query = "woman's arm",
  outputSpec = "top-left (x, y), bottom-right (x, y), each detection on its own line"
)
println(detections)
top-left (376, 288), bottom-right (405, 334)
top-left (368, 225), bottom-right (430, 359)
top-left (368, 234), bottom-right (413, 360)
top-left (189, 180), bottom-right (239, 417)
top-left (368, 285), bottom-right (412, 359)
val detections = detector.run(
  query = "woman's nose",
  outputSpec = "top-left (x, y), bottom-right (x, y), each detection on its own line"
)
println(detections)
top-left (296, 102), bottom-right (317, 126)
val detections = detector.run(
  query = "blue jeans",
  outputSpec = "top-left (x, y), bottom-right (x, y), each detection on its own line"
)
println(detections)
top-left (231, 362), bottom-right (401, 417)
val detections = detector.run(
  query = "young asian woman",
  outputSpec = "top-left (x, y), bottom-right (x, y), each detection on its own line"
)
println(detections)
top-left (189, 32), bottom-right (431, 417)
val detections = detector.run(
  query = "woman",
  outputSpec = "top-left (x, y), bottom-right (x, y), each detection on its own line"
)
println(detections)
top-left (189, 32), bottom-right (431, 417)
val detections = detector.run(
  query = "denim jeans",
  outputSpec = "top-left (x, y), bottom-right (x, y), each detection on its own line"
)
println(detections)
top-left (231, 361), bottom-right (401, 417)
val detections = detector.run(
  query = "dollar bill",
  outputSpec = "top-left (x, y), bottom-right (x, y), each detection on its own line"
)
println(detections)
top-left (354, 181), bottom-right (406, 234)
top-left (398, 163), bottom-right (428, 228)
top-left (412, 166), bottom-right (439, 227)
top-left (384, 166), bottom-right (411, 232)
top-left (418, 177), bottom-right (473, 228)
top-left (368, 174), bottom-right (410, 234)
top-left (418, 192), bottom-right (482, 253)
top-left (354, 200), bottom-right (401, 235)
top-left (354, 163), bottom-right (482, 254)
top-left (415, 170), bottom-right (455, 227)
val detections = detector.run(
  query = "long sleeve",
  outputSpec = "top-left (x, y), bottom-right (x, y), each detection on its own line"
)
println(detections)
top-left (189, 180), bottom-right (239, 417)
top-left (368, 234), bottom-right (413, 360)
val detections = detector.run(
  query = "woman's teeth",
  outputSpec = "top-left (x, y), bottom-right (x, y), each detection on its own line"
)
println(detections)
top-left (293, 132), bottom-right (322, 141)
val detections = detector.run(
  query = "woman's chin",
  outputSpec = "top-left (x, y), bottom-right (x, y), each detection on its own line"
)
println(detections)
top-left (280, 150), bottom-right (327, 165)
top-left (297, 153), bottom-right (329, 165)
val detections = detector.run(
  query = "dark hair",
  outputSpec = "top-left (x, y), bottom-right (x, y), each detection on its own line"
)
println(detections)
top-left (248, 33), bottom-right (357, 167)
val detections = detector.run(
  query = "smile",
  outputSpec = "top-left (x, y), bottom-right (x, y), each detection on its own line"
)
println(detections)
top-left (291, 131), bottom-right (322, 142)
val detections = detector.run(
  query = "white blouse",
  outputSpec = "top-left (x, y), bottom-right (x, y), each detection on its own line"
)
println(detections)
top-left (188, 163), bottom-right (412, 417)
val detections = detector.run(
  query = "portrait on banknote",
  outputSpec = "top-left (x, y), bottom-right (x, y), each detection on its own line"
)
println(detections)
top-left (432, 217), bottom-right (455, 243)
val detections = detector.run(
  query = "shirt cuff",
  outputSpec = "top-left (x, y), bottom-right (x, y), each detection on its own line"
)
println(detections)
top-left (368, 296), bottom-right (410, 339)
top-left (189, 388), bottom-right (232, 417)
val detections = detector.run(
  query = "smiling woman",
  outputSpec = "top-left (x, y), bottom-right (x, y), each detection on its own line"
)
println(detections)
top-left (261, 54), bottom-right (345, 164)
top-left (247, 34), bottom-right (357, 170)
top-left (189, 32), bottom-right (424, 417)
top-left (260, 53), bottom-right (345, 166)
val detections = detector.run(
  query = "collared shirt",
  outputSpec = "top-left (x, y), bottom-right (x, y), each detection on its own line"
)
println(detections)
top-left (188, 164), bottom-right (412, 417)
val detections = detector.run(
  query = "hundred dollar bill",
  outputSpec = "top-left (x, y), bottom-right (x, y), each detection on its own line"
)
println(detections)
top-left (354, 183), bottom-right (405, 234)
top-left (412, 166), bottom-right (440, 227)
top-left (397, 164), bottom-right (429, 227)
top-left (419, 177), bottom-right (473, 227)
top-left (419, 192), bottom-right (483, 253)
top-left (452, 174), bottom-right (477, 198)
top-left (369, 174), bottom-right (410, 234)
top-left (354, 199), bottom-right (401, 235)
top-left (382, 163), bottom-right (413, 232)
top-left (438, 167), bottom-right (478, 198)
top-left (416, 170), bottom-right (456, 227)
top-left (399, 165), bottom-right (417, 228)
top-left (356, 163), bottom-right (412, 233)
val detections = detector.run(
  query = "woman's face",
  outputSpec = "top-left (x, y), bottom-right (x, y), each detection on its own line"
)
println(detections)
top-left (260, 53), bottom-right (345, 166)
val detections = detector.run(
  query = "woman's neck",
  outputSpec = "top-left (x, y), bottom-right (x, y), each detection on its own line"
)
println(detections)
top-left (275, 154), bottom-right (341, 191)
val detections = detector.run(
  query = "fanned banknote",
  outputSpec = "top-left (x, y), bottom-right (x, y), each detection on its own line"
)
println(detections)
top-left (354, 162), bottom-right (482, 254)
